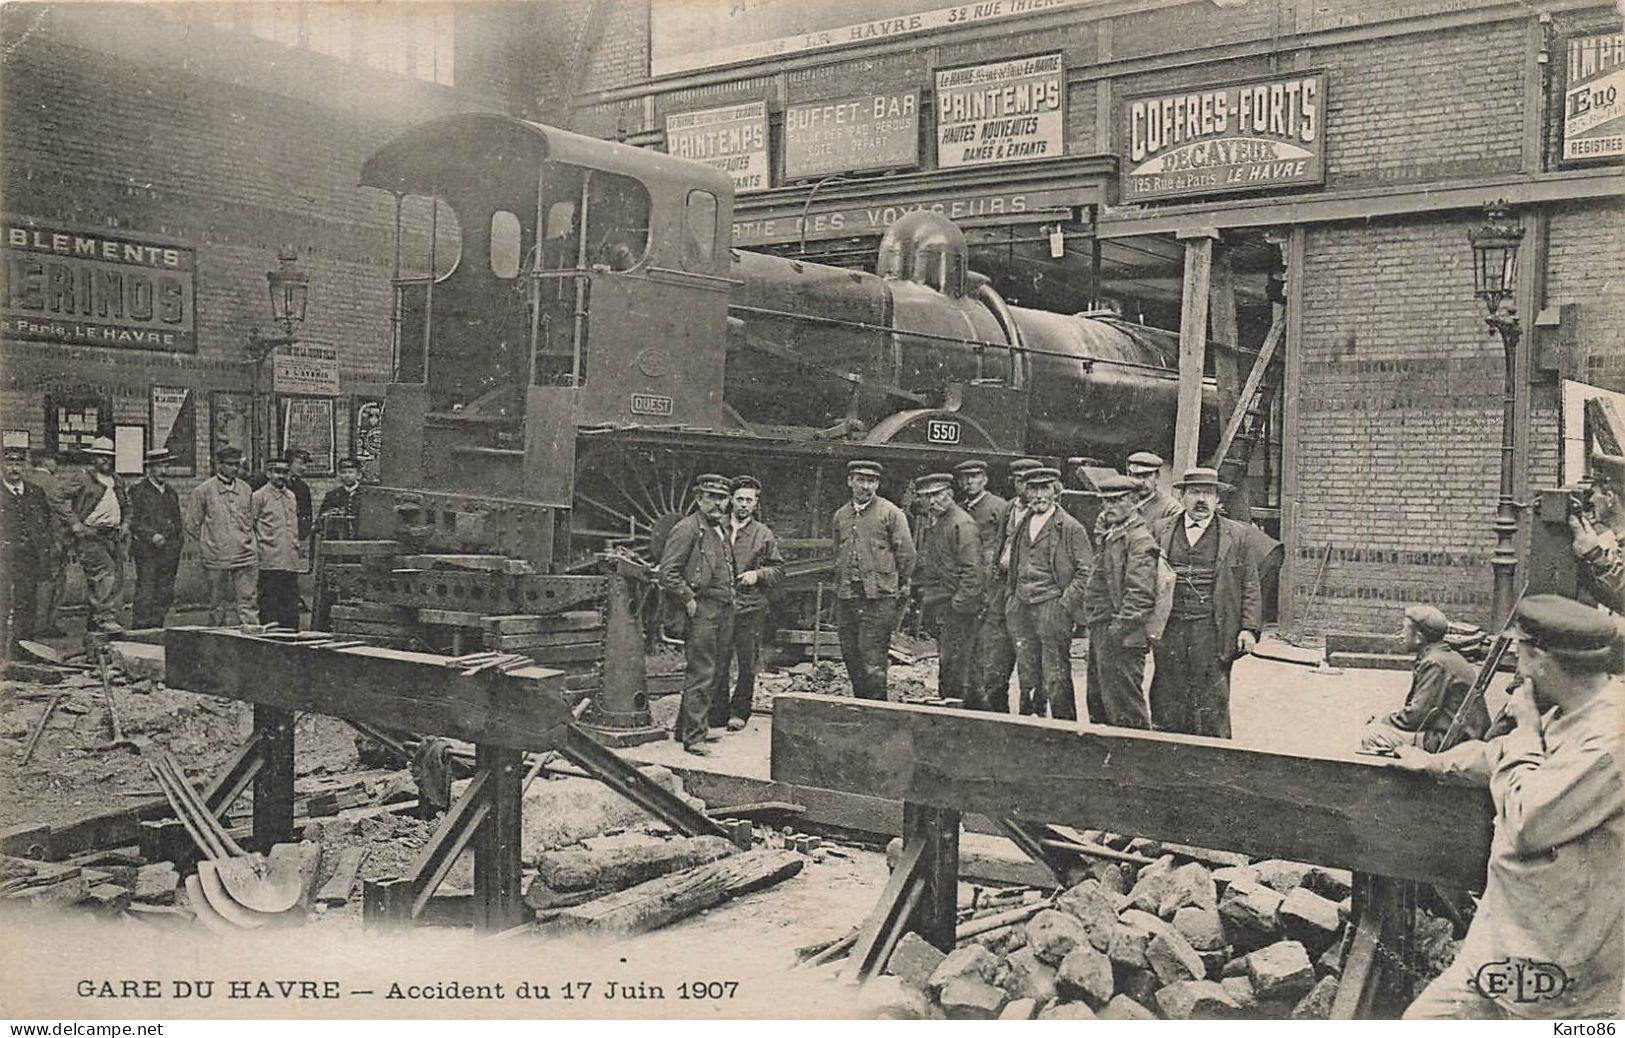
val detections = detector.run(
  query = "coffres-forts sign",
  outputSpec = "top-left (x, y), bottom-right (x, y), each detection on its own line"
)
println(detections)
top-left (1121, 73), bottom-right (1326, 203)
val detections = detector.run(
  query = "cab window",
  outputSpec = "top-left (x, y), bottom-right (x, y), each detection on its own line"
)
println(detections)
top-left (682, 190), bottom-right (718, 272)
top-left (489, 210), bottom-right (521, 278)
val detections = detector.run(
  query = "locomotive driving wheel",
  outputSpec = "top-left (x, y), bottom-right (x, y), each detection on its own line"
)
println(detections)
top-left (569, 442), bottom-right (704, 567)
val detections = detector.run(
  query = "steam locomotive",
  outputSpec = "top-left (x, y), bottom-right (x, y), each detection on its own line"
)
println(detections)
top-left (352, 113), bottom-right (1216, 597)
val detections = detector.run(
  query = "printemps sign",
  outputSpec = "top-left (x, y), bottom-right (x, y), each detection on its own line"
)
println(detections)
top-left (1122, 73), bottom-right (1326, 202)
top-left (935, 53), bottom-right (1065, 169)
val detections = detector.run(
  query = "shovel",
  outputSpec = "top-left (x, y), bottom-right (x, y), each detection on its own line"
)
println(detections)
top-left (93, 647), bottom-right (139, 753)
top-left (147, 752), bottom-right (305, 918)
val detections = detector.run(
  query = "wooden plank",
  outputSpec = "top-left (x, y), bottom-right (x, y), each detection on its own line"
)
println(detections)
top-left (769, 694), bottom-right (1493, 890)
top-left (550, 849), bottom-right (803, 934)
top-left (1209, 311), bottom-right (1285, 470)
top-left (1174, 231), bottom-right (1215, 475)
top-left (399, 554), bottom-right (536, 575)
top-left (905, 803), bottom-right (960, 952)
top-left (483, 611), bottom-right (601, 634)
top-left (164, 627), bottom-right (573, 753)
top-left (484, 630), bottom-right (605, 650)
top-left (417, 608), bottom-right (489, 628)
top-left (331, 603), bottom-right (417, 623)
top-left (485, 639), bottom-right (603, 661)
top-left (317, 847), bottom-right (370, 905)
top-left (317, 540), bottom-right (402, 558)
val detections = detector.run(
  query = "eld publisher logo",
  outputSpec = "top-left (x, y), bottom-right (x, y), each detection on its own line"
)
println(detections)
top-left (1473, 958), bottom-right (1571, 1004)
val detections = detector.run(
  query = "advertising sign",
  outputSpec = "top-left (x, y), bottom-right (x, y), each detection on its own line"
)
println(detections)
top-left (732, 182), bottom-right (1084, 246)
top-left (273, 343), bottom-right (341, 395)
top-left (149, 385), bottom-right (198, 476)
top-left (279, 396), bottom-right (336, 477)
top-left (783, 91), bottom-right (920, 180)
top-left (666, 101), bottom-right (771, 193)
top-left (1562, 31), bottom-right (1624, 162)
top-left (1, 225), bottom-right (196, 352)
top-left (650, 0), bottom-right (1099, 77)
top-left (936, 53), bottom-right (1065, 169)
top-left (1121, 73), bottom-right (1326, 203)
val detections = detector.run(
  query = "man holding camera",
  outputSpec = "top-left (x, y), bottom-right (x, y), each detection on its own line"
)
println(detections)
top-left (1569, 453), bottom-right (1624, 614)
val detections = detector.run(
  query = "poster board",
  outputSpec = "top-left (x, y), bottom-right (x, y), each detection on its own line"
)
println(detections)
top-left (279, 395), bottom-right (337, 477)
top-left (209, 391), bottom-right (253, 467)
top-left (113, 424), bottom-right (144, 476)
top-left (149, 385), bottom-right (198, 476)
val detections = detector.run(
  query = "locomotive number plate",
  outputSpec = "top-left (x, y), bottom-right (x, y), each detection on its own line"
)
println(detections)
top-left (631, 394), bottom-right (674, 417)
top-left (926, 419), bottom-right (961, 444)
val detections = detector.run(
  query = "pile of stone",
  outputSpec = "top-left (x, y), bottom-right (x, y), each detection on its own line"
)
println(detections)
top-left (862, 847), bottom-right (1374, 1020)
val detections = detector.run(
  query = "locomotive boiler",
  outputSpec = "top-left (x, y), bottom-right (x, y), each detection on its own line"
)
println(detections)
top-left (352, 113), bottom-right (1216, 590)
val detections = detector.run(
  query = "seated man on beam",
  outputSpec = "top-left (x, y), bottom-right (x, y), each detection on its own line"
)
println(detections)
top-left (1359, 604), bottom-right (1487, 753)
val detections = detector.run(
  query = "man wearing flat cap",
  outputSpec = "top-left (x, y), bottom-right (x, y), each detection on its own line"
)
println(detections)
top-left (975, 458), bottom-right (1040, 711)
top-left (913, 473), bottom-right (983, 705)
top-left (1006, 466), bottom-right (1092, 720)
top-left (659, 474), bottom-right (738, 753)
top-left (709, 475), bottom-right (784, 731)
top-left (1396, 594), bottom-right (1623, 1019)
top-left (832, 459), bottom-right (915, 701)
top-left (1149, 467), bottom-right (1261, 738)
top-left (1568, 453), bottom-right (1625, 614)
top-left (1, 444), bottom-right (53, 654)
top-left (252, 457), bottom-right (302, 629)
top-left (1125, 451), bottom-right (1184, 526)
top-left (318, 457), bottom-right (364, 541)
top-left (1359, 604), bottom-right (1486, 753)
top-left (67, 436), bottom-right (130, 633)
top-left (128, 447), bottom-right (184, 629)
top-left (186, 445), bottom-right (258, 626)
top-left (1080, 474), bottom-right (1157, 729)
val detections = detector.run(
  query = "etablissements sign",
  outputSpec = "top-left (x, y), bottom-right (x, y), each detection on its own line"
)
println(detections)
top-left (1, 225), bottom-right (196, 351)
top-left (1121, 73), bottom-right (1326, 203)
top-left (650, 0), bottom-right (1099, 77)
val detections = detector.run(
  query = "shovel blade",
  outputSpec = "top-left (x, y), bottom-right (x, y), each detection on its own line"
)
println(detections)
top-left (197, 860), bottom-right (281, 929)
top-left (184, 874), bottom-right (237, 935)
top-left (214, 854), bottom-right (304, 915)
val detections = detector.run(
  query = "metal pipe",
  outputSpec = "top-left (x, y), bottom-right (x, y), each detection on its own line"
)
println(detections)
top-left (390, 192), bottom-right (403, 382)
top-left (422, 191), bottom-right (437, 389)
top-left (571, 172), bottom-right (592, 385)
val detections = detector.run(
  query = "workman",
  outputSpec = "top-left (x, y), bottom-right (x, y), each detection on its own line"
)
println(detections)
top-left (658, 473), bottom-right (737, 755)
top-left (318, 457), bottom-right (364, 540)
top-left (709, 474), bottom-right (783, 731)
top-left (1359, 604), bottom-right (1487, 753)
top-left (831, 459), bottom-right (915, 702)
top-left (284, 447), bottom-right (315, 544)
top-left (1569, 453), bottom-right (1625, 614)
top-left (128, 447), bottom-right (183, 630)
top-left (1080, 473), bottom-right (1157, 729)
top-left (953, 459), bottom-right (1006, 709)
top-left (1396, 594), bottom-right (1623, 1019)
top-left (67, 436), bottom-right (130, 633)
top-left (1149, 467), bottom-right (1261, 738)
top-left (186, 445), bottom-right (258, 626)
top-left (1126, 450), bottom-right (1184, 526)
top-left (975, 457), bottom-right (1040, 712)
top-left (912, 472), bottom-right (983, 705)
top-left (23, 449), bottom-right (73, 636)
top-left (252, 457), bottom-right (302, 629)
top-left (1006, 466), bottom-right (1091, 720)
top-left (1, 444), bottom-right (53, 654)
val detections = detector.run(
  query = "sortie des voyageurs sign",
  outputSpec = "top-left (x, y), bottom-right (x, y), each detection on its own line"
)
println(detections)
top-left (1, 225), bottom-right (197, 351)
top-left (935, 53), bottom-right (1065, 169)
top-left (1561, 30), bottom-right (1624, 163)
top-left (665, 101), bottom-right (771, 193)
top-left (1120, 73), bottom-right (1327, 203)
top-left (782, 91), bottom-right (921, 180)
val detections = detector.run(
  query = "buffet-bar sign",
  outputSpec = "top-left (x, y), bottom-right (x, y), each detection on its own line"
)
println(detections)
top-left (665, 101), bottom-right (771, 193)
top-left (783, 90), bottom-right (921, 180)
top-left (1122, 73), bottom-right (1326, 202)
top-left (936, 53), bottom-right (1064, 169)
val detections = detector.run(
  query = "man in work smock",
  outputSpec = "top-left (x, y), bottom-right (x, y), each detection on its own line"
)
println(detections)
top-left (912, 472), bottom-right (983, 705)
top-left (68, 436), bottom-right (130, 633)
top-left (709, 474), bottom-right (783, 731)
top-left (1397, 594), bottom-right (1622, 1020)
top-left (831, 459), bottom-right (915, 702)
top-left (1080, 473), bottom-right (1157, 729)
top-left (186, 445), bottom-right (258, 626)
top-left (658, 473), bottom-right (737, 755)
top-left (1006, 466), bottom-right (1091, 720)
top-left (1360, 603), bottom-right (1488, 753)
top-left (252, 457), bottom-right (302, 629)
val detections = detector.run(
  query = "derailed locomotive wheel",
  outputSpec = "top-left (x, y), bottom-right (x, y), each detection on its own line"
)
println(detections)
top-left (569, 442), bottom-right (701, 566)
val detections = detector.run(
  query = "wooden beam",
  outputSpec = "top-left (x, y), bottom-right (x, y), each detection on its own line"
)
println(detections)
top-left (164, 627), bottom-right (573, 753)
top-left (1209, 307), bottom-right (1285, 471)
top-left (770, 695), bottom-right (1493, 890)
top-left (1174, 232), bottom-right (1216, 475)
top-left (1209, 245), bottom-right (1242, 424)
top-left (904, 803), bottom-right (960, 953)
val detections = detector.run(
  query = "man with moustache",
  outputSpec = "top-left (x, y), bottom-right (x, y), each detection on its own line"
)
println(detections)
top-left (831, 460), bottom-right (915, 702)
top-left (977, 458), bottom-right (1041, 711)
top-left (1, 444), bottom-right (53, 654)
top-left (187, 446), bottom-right (258, 626)
top-left (1080, 473), bottom-right (1157, 729)
top-left (67, 436), bottom-right (130, 633)
top-left (128, 447), bottom-right (184, 629)
top-left (912, 472), bottom-right (983, 705)
top-left (709, 475), bottom-right (784, 732)
top-left (659, 474), bottom-right (738, 755)
top-left (1395, 594), bottom-right (1622, 1019)
top-left (1126, 450), bottom-right (1184, 526)
top-left (251, 457), bottom-right (302, 629)
top-left (1149, 467), bottom-right (1261, 737)
top-left (1006, 466), bottom-right (1092, 720)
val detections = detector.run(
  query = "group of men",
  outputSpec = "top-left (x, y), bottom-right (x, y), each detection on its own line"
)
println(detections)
top-left (0, 437), bottom-right (367, 651)
top-left (655, 449), bottom-right (1265, 753)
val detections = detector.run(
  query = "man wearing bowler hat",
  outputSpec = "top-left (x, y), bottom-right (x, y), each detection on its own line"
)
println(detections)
top-left (186, 445), bottom-right (258, 626)
top-left (709, 474), bottom-right (784, 731)
top-left (1006, 466), bottom-right (1092, 720)
top-left (1126, 451), bottom-right (1184, 526)
top-left (832, 459), bottom-right (915, 701)
top-left (68, 436), bottom-right (130, 633)
top-left (1, 443), bottom-right (53, 654)
top-left (128, 447), bottom-right (184, 629)
top-left (975, 458), bottom-right (1040, 711)
top-left (913, 472), bottom-right (983, 704)
top-left (1395, 594), bottom-right (1623, 1019)
top-left (1149, 466), bottom-right (1261, 738)
top-left (659, 473), bottom-right (738, 754)
top-left (1080, 473), bottom-right (1157, 728)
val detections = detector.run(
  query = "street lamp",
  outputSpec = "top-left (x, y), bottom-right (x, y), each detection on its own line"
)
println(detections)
top-left (247, 248), bottom-right (311, 470)
top-left (1468, 202), bottom-right (1524, 629)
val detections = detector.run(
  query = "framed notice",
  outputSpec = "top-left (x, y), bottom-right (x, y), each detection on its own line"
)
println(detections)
top-left (351, 395), bottom-right (385, 483)
top-left (279, 395), bottom-right (336, 477)
top-left (209, 391), bottom-right (253, 464)
top-left (148, 385), bottom-right (198, 476)
top-left (935, 53), bottom-right (1065, 170)
top-left (782, 90), bottom-right (920, 180)
top-left (44, 392), bottom-right (112, 456)
top-left (665, 101), bottom-right (770, 194)
top-left (1560, 30), bottom-right (1625, 164)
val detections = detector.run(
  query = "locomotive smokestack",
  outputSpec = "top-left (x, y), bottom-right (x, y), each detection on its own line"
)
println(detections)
top-left (876, 211), bottom-right (968, 298)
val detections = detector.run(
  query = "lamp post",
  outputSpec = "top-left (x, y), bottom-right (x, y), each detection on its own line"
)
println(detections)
top-left (1467, 202), bottom-right (1524, 629)
top-left (247, 248), bottom-right (311, 472)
